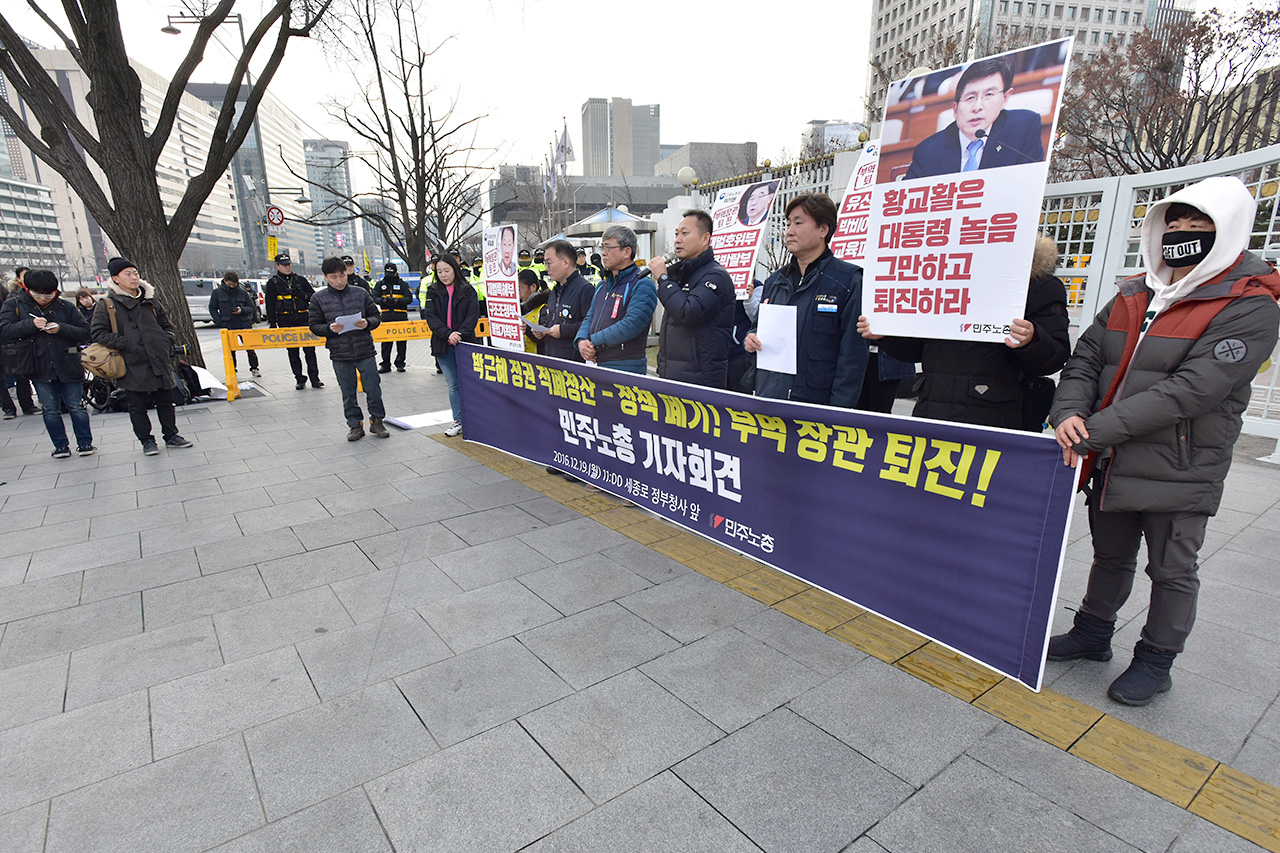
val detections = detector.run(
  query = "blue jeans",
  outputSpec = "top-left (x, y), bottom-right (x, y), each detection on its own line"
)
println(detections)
top-left (438, 347), bottom-right (461, 422)
top-left (331, 356), bottom-right (384, 427)
top-left (32, 380), bottom-right (92, 450)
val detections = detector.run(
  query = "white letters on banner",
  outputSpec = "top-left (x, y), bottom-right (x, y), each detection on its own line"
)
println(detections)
top-left (709, 180), bottom-right (781, 300)
top-left (483, 225), bottom-right (524, 352)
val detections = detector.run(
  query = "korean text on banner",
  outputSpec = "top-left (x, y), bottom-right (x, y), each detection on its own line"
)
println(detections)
top-left (709, 180), bottom-right (780, 300)
top-left (865, 38), bottom-right (1072, 342)
top-left (831, 141), bottom-right (881, 264)
top-left (483, 225), bottom-right (525, 352)
top-left (457, 344), bottom-right (1076, 690)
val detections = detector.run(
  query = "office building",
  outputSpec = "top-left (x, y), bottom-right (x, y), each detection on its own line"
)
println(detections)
top-left (304, 138), bottom-right (355, 263)
top-left (653, 142), bottom-right (759, 183)
top-left (580, 97), bottom-right (661, 178)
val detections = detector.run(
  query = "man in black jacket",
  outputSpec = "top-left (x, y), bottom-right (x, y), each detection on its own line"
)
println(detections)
top-left (343, 256), bottom-right (372, 292)
top-left (650, 210), bottom-right (735, 388)
top-left (264, 253), bottom-right (323, 390)
top-left (373, 263), bottom-right (412, 372)
top-left (534, 240), bottom-right (595, 362)
top-left (209, 271), bottom-right (260, 378)
top-left (309, 256), bottom-right (388, 441)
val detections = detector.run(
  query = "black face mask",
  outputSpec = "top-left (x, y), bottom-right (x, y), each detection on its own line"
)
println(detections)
top-left (1161, 230), bottom-right (1215, 268)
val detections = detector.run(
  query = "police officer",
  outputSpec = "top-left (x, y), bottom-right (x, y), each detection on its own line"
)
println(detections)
top-left (470, 257), bottom-right (486, 299)
top-left (264, 253), bottom-right (323, 390)
top-left (533, 249), bottom-right (549, 284)
top-left (374, 262), bottom-right (412, 372)
top-left (518, 249), bottom-right (533, 273)
top-left (343, 255), bottom-right (371, 292)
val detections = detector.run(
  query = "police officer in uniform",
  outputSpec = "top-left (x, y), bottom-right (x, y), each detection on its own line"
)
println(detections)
top-left (374, 262), bottom-right (412, 372)
top-left (264, 253), bottom-right (323, 390)
top-left (343, 256), bottom-right (371, 292)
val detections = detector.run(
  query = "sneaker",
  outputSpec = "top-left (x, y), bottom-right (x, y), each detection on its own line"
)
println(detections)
top-left (444, 421), bottom-right (462, 437)
top-left (77, 445), bottom-right (96, 456)
top-left (311, 378), bottom-right (325, 388)
top-left (141, 438), bottom-right (160, 456)
top-left (250, 367), bottom-right (261, 378)
top-left (52, 446), bottom-right (72, 459)
top-left (2, 411), bottom-right (14, 420)
top-left (369, 417), bottom-right (390, 438)
top-left (347, 423), bottom-right (365, 441)
top-left (165, 435), bottom-right (194, 448)
top-left (22, 408), bottom-right (39, 415)
top-left (296, 379), bottom-right (307, 390)
top-left (396, 366), bottom-right (406, 372)
top-left (378, 364), bottom-right (392, 374)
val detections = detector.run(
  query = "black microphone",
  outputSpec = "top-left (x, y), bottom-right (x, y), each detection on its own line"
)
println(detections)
top-left (639, 250), bottom-right (681, 280)
top-left (973, 129), bottom-right (1040, 165)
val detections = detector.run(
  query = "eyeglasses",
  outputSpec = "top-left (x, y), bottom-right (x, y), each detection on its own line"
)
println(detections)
top-left (600, 243), bottom-right (620, 251)
top-left (959, 90), bottom-right (1006, 106)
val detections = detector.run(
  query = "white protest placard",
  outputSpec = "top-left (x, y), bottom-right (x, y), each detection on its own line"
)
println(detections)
top-left (831, 141), bottom-right (881, 264)
top-left (865, 38), bottom-right (1072, 342)
top-left (755, 303), bottom-right (797, 374)
top-left (483, 225), bottom-right (524, 352)
top-left (709, 180), bottom-right (780, 300)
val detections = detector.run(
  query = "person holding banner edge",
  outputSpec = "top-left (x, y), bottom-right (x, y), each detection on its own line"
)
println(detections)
top-left (745, 194), bottom-right (868, 407)
top-left (1048, 177), bottom-right (1280, 706)
top-left (576, 225), bottom-right (657, 375)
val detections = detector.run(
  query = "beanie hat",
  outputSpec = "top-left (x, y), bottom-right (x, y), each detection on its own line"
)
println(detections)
top-left (108, 257), bottom-right (137, 277)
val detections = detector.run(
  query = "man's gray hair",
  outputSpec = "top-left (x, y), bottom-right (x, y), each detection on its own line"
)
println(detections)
top-left (602, 225), bottom-right (637, 260)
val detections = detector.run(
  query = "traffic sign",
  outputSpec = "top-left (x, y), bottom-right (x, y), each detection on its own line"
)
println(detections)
top-left (266, 206), bottom-right (285, 227)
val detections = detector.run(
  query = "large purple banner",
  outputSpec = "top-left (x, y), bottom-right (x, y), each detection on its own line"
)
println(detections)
top-left (458, 344), bottom-right (1075, 689)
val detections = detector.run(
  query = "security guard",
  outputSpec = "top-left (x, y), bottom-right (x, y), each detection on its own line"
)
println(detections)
top-left (343, 255), bottom-right (371, 292)
top-left (576, 247), bottom-right (598, 283)
top-left (533, 249), bottom-right (549, 284)
top-left (518, 249), bottom-right (533, 272)
top-left (470, 257), bottom-right (486, 298)
top-left (374, 262), bottom-right (412, 372)
top-left (264, 252), bottom-right (323, 390)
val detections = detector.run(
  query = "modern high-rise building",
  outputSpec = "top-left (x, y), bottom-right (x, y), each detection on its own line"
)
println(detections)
top-left (580, 97), bottom-right (661, 178)
top-left (303, 139), bottom-right (355, 263)
top-left (0, 176), bottom-right (67, 279)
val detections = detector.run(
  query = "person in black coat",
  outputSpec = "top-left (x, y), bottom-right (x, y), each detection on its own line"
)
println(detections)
top-left (858, 235), bottom-right (1070, 431)
top-left (309, 256), bottom-right (387, 441)
top-left (264, 253), bottom-right (323, 390)
top-left (420, 254), bottom-right (478, 436)
top-left (373, 263), bottom-right (413, 372)
top-left (209, 271), bottom-right (260, 377)
top-left (535, 240), bottom-right (595, 362)
top-left (0, 270), bottom-right (94, 456)
top-left (650, 210), bottom-right (736, 388)
top-left (91, 258), bottom-right (193, 454)
top-left (1, 272), bottom-right (39, 418)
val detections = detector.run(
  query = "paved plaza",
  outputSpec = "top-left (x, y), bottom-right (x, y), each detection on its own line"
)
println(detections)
top-left (0, 332), bottom-right (1277, 852)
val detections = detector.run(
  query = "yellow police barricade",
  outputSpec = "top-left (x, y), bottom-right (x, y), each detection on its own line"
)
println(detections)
top-left (220, 317), bottom-right (492, 401)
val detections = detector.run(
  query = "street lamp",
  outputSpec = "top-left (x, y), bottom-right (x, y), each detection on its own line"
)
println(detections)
top-left (268, 187), bottom-right (312, 206)
top-left (161, 13), bottom-right (247, 50)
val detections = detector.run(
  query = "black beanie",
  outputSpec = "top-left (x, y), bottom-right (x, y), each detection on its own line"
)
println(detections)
top-left (108, 257), bottom-right (137, 277)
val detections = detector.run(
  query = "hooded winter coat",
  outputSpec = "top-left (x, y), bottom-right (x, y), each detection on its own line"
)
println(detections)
top-left (0, 289), bottom-right (91, 382)
top-left (90, 281), bottom-right (177, 392)
top-left (1050, 176), bottom-right (1280, 515)
top-left (877, 235), bottom-right (1071, 429)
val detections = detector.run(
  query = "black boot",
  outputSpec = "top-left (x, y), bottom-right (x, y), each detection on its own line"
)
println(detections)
top-left (1108, 641), bottom-right (1175, 706)
top-left (1046, 610), bottom-right (1114, 661)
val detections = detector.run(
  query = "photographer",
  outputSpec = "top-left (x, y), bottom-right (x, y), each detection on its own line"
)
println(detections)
top-left (91, 257), bottom-right (193, 455)
top-left (0, 270), bottom-right (94, 457)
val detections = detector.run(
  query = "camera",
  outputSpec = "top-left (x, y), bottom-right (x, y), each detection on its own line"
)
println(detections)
top-left (170, 344), bottom-right (189, 358)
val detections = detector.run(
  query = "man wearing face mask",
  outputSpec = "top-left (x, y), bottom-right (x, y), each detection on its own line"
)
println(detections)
top-left (1047, 176), bottom-right (1280, 706)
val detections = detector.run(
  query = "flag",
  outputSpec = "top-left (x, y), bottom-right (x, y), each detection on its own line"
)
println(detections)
top-left (553, 124), bottom-right (574, 167)
top-left (362, 249), bottom-right (371, 275)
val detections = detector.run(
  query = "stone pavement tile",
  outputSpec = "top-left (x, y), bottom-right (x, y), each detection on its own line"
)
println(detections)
top-left (403, 451), bottom-right (481, 477)
top-left (89, 502), bottom-right (187, 539)
top-left (93, 469), bottom-right (176, 498)
top-left (295, 611), bottom-right (452, 700)
top-left (0, 506), bottom-right (49, 536)
top-left (143, 566), bottom-right (270, 630)
top-left (430, 536), bottom-right (555, 592)
top-left (196, 529), bottom-right (306, 575)
top-left (53, 461), bottom-right (136, 487)
top-left (0, 572), bottom-right (81, 624)
top-left (316, 483), bottom-right (412, 516)
top-left (0, 654), bottom-right (68, 732)
top-left (288, 454), bottom-right (369, 482)
top-left (80, 547), bottom-right (200, 602)
top-left (256, 542), bottom-right (377, 598)
top-left (1204, 544), bottom-right (1280, 597)
top-left (516, 496), bottom-right (584, 526)
top-left (141, 515), bottom-right (242, 557)
top-left (182, 486), bottom-right (274, 520)
top-left (640, 628), bottom-right (823, 734)
top-left (789, 659), bottom-right (996, 788)
top-left (619, 572), bottom-right (767, 643)
top-left (601, 539), bottom-right (691, 584)
top-left (1197, 578), bottom-right (1280, 641)
top-left (4, 484), bottom-right (94, 511)
top-left (1220, 525), bottom-right (1280, 559)
top-left (25, 531), bottom-right (140, 580)
top-left (519, 602), bottom-right (680, 690)
top-left (1232, 733), bottom-right (1280, 789)
top-left (244, 680), bottom-right (437, 820)
top-left (374, 493), bottom-right (472, 529)
top-left (335, 462), bottom-right (418, 490)
top-left (0, 690), bottom-right (151, 813)
top-left (419, 578), bottom-right (561, 653)
top-left (449, 479), bottom-right (543, 512)
top-left (208, 788), bottom-right (391, 853)
top-left (1257, 700), bottom-right (1280, 741)
top-left (0, 518), bottom-right (89, 559)
top-left (869, 757), bottom-right (1137, 853)
top-left (149, 646), bottom-right (318, 759)
top-left (1168, 813), bottom-right (1271, 852)
top-left (395, 637), bottom-right (571, 747)
top-left (457, 463), bottom-right (515, 486)
top-left (291, 508), bottom-right (394, 551)
top-left (517, 553), bottom-right (652, 615)
top-left (521, 669), bottom-right (722, 803)
top-left (264, 474), bottom-right (349, 504)
top-left (356, 523), bottom-right (467, 569)
top-left (519, 516), bottom-right (629, 563)
top-left (0, 554), bottom-right (30, 587)
top-left (0, 593), bottom-right (141, 669)
top-left (676, 708), bottom-right (912, 852)
top-left (170, 458), bottom-right (249, 483)
top-left (969, 724), bottom-right (1191, 852)
top-left (441, 504), bottom-right (548, 546)
top-left (1206, 506), bottom-right (1257, 537)
top-left (245, 450), bottom-right (321, 474)
top-left (0, 802), bottom-right (48, 853)
top-left (735, 608), bottom-right (867, 676)
top-left (213, 466), bottom-right (300, 493)
top-left (44, 735), bottom-right (263, 853)
top-left (524, 771), bottom-right (759, 853)
top-left (213, 586), bottom-right (354, 663)
top-left (1172, 619), bottom-right (1280, 700)
top-left (367, 721), bottom-right (591, 852)
top-left (133, 477), bottom-right (223, 508)
top-left (65, 617), bottom-right (223, 711)
top-left (389, 469), bottom-right (474, 501)
top-left (236, 497), bottom-right (331, 537)
top-left (329, 560), bottom-right (462, 624)
top-left (845, 838), bottom-right (891, 853)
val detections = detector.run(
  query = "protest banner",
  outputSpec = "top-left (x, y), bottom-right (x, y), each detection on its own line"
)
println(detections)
top-left (831, 140), bottom-right (881, 264)
top-left (866, 38), bottom-right (1072, 342)
top-left (483, 225), bottom-right (524, 351)
top-left (458, 344), bottom-right (1076, 690)
top-left (709, 180), bottom-right (780, 299)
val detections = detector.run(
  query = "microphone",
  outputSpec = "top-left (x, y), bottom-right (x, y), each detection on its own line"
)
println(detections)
top-left (973, 129), bottom-right (1040, 165)
top-left (639, 250), bottom-right (680, 280)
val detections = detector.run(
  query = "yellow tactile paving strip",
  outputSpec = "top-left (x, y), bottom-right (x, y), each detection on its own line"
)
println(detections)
top-left (438, 437), bottom-right (1280, 852)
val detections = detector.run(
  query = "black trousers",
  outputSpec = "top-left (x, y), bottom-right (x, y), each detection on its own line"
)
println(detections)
top-left (286, 346), bottom-right (320, 381)
top-left (380, 340), bottom-right (407, 368)
top-left (1, 373), bottom-right (36, 413)
top-left (126, 389), bottom-right (178, 442)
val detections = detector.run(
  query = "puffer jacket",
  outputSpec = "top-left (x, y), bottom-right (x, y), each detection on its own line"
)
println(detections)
top-left (0, 289), bottom-right (90, 382)
top-left (656, 248), bottom-right (736, 388)
top-left (209, 283), bottom-right (257, 330)
top-left (421, 280), bottom-right (480, 357)
top-left (90, 281), bottom-right (176, 392)
top-left (878, 235), bottom-right (1070, 429)
top-left (264, 272), bottom-right (314, 328)
top-left (308, 284), bottom-right (381, 361)
top-left (373, 273), bottom-right (413, 320)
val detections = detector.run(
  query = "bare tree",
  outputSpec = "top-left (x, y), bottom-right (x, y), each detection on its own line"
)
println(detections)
top-left (0, 0), bottom-right (332, 362)
top-left (866, 27), bottom-right (976, 122)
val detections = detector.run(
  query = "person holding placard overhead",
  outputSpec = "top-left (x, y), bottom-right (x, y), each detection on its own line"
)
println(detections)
top-left (745, 193), bottom-right (867, 407)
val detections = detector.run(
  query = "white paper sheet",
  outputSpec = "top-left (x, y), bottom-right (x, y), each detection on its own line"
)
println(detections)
top-left (333, 312), bottom-right (363, 333)
top-left (755, 303), bottom-right (797, 375)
